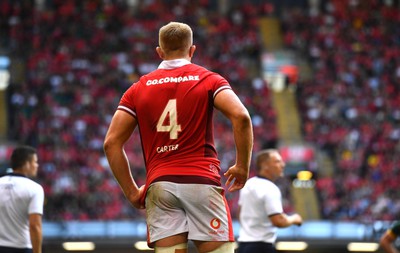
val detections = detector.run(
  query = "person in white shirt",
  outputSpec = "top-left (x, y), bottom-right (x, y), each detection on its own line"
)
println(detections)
top-left (0, 146), bottom-right (44, 253)
top-left (237, 149), bottom-right (302, 253)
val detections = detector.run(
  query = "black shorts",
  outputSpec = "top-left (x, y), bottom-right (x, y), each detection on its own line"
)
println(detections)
top-left (238, 241), bottom-right (276, 253)
top-left (0, 246), bottom-right (32, 253)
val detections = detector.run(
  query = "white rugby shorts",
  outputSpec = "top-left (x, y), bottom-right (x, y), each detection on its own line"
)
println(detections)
top-left (145, 181), bottom-right (234, 245)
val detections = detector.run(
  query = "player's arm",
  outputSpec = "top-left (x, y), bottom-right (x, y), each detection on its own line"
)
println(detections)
top-left (380, 230), bottom-right (399, 253)
top-left (29, 213), bottom-right (42, 253)
top-left (269, 213), bottom-right (303, 228)
top-left (214, 89), bottom-right (253, 192)
top-left (103, 110), bottom-right (144, 209)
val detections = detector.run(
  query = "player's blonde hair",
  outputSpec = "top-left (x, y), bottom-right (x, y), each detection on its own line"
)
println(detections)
top-left (159, 22), bottom-right (193, 54)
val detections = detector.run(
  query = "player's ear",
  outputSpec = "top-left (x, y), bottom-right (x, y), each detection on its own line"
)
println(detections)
top-left (189, 45), bottom-right (196, 58)
top-left (156, 46), bottom-right (164, 59)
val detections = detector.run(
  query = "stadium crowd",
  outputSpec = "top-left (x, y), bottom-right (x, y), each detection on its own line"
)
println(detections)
top-left (1, 0), bottom-right (399, 222)
top-left (281, 0), bottom-right (400, 221)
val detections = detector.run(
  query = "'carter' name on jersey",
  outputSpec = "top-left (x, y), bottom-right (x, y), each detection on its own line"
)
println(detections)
top-left (146, 75), bottom-right (200, 86)
top-left (157, 144), bottom-right (179, 153)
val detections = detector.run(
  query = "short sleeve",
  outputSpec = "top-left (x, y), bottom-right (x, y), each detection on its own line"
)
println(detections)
top-left (118, 82), bottom-right (138, 118)
top-left (263, 185), bottom-right (283, 216)
top-left (29, 184), bottom-right (44, 215)
top-left (206, 73), bottom-right (231, 99)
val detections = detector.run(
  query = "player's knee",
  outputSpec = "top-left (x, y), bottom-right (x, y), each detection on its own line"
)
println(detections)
top-left (207, 242), bottom-right (235, 253)
top-left (155, 243), bottom-right (188, 253)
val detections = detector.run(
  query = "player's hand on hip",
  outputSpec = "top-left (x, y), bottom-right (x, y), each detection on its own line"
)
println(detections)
top-left (128, 185), bottom-right (145, 209)
top-left (224, 165), bottom-right (249, 192)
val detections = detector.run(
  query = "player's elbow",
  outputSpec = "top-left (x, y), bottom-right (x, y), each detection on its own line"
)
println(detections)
top-left (103, 132), bottom-right (120, 152)
top-left (103, 137), bottom-right (115, 155)
top-left (270, 213), bottom-right (291, 228)
top-left (233, 109), bottom-right (252, 129)
top-left (240, 110), bottom-right (252, 124)
top-left (272, 220), bottom-right (287, 228)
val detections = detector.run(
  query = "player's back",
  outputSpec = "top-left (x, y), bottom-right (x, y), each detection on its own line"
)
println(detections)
top-left (119, 60), bottom-right (231, 185)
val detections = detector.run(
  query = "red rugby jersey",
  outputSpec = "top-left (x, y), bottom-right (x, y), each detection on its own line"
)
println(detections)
top-left (118, 60), bottom-right (231, 189)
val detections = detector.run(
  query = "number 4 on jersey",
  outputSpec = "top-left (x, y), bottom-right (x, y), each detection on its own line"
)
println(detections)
top-left (156, 99), bottom-right (182, 139)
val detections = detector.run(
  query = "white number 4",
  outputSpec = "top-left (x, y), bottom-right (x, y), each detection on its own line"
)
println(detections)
top-left (157, 99), bottom-right (182, 139)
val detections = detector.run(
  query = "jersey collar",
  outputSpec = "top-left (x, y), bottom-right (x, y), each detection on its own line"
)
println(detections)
top-left (1, 172), bottom-right (27, 178)
top-left (158, 59), bottom-right (191, 69)
top-left (257, 175), bottom-right (273, 182)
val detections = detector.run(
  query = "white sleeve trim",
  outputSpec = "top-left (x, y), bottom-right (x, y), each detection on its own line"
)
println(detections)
top-left (213, 85), bottom-right (231, 99)
top-left (118, 105), bottom-right (136, 117)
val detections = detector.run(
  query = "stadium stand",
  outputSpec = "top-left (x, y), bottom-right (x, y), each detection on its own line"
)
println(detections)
top-left (280, 0), bottom-right (400, 221)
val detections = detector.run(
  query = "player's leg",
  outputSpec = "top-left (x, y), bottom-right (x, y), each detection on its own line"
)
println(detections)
top-left (146, 182), bottom-right (189, 251)
top-left (154, 233), bottom-right (188, 253)
top-left (181, 184), bottom-right (235, 253)
top-left (193, 241), bottom-right (235, 253)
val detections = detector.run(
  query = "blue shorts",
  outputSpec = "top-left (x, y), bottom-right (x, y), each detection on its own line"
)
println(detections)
top-left (238, 242), bottom-right (276, 253)
top-left (0, 246), bottom-right (32, 253)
